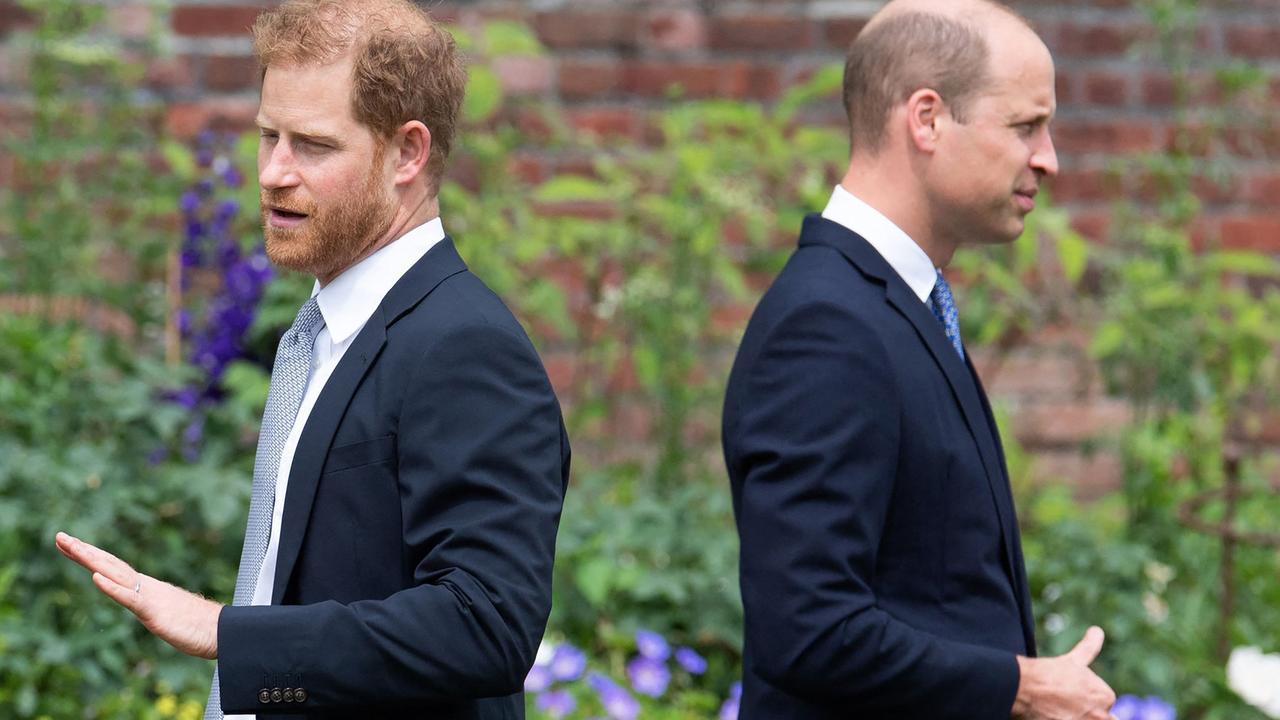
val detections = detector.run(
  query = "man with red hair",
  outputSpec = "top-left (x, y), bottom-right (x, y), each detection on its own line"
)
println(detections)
top-left (56, 1), bottom-right (569, 717)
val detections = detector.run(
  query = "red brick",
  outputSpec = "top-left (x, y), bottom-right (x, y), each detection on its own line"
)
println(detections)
top-left (823, 18), bottom-right (867, 50)
top-left (1225, 26), bottom-right (1280, 59)
top-left (566, 106), bottom-right (640, 139)
top-left (1142, 72), bottom-right (1177, 107)
top-left (532, 199), bottom-right (618, 221)
top-left (1054, 70), bottom-right (1077, 105)
top-left (172, 5), bottom-right (264, 37)
top-left (204, 55), bottom-right (258, 92)
top-left (709, 15), bottom-right (813, 51)
top-left (164, 99), bottom-right (258, 139)
top-left (979, 351), bottom-right (1093, 398)
top-left (107, 3), bottom-right (155, 40)
top-left (1220, 215), bottom-right (1280, 252)
top-left (508, 152), bottom-right (550, 184)
top-left (543, 351), bottom-right (577, 393)
top-left (1082, 71), bottom-right (1130, 107)
top-left (146, 54), bottom-right (197, 90)
top-left (1014, 399), bottom-right (1132, 446)
top-left (623, 61), bottom-right (779, 101)
top-left (533, 10), bottom-right (638, 50)
top-left (643, 8), bottom-right (707, 52)
top-left (492, 56), bottom-right (553, 96)
top-left (1030, 450), bottom-right (1123, 500)
top-left (1243, 173), bottom-right (1280, 204)
top-left (711, 302), bottom-right (754, 336)
top-left (557, 59), bottom-right (622, 100)
top-left (1223, 126), bottom-right (1280, 159)
top-left (1070, 211), bottom-right (1111, 242)
top-left (1053, 119), bottom-right (1159, 154)
top-left (0, 1), bottom-right (33, 36)
top-left (1055, 22), bottom-right (1144, 57)
top-left (1048, 167), bottom-right (1116, 203)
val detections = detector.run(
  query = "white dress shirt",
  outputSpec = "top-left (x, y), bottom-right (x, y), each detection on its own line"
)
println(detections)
top-left (226, 217), bottom-right (444, 720)
top-left (821, 185), bottom-right (938, 305)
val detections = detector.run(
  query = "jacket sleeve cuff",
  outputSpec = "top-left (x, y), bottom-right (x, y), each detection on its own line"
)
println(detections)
top-left (217, 605), bottom-right (314, 715)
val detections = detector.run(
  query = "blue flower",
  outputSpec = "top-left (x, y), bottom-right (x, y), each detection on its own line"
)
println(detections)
top-left (1112, 695), bottom-right (1176, 720)
top-left (180, 190), bottom-right (201, 214)
top-left (635, 629), bottom-right (670, 661)
top-left (221, 166), bottom-right (244, 188)
top-left (719, 682), bottom-right (742, 720)
top-left (549, 643), bottom-right (587, 681)
top-left (626, 655), bottom-right (670, 698)
top-left (597, 682), bottom-right (639, 720)
top-left (675, 646), bottom-right (707, 674)
top-left (535, 689), bottom-right (576, 719)
top-left (524, 664), bottom-right (552, 694)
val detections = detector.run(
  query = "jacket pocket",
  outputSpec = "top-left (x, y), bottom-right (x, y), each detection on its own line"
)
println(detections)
top-left (323, 435), bottom-right (396, 474)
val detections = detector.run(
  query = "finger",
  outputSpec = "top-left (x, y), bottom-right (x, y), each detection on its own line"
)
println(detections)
top-left (1066, 625), bottom-right (1105, 665)
top-left (56, 533), bottom-right (137, 588)
top-left (92, 571), bottom-right (142, 614)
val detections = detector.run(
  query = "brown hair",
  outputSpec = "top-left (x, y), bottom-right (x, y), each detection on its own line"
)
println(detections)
top-left (252, 0), bottom-right (466, 193)
top-left (842, 10), bottom-right (997, 155)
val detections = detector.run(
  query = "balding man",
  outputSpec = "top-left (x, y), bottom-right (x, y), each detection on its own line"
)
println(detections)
top-left (723, 2), bottom-right (1116, 718)
top-left (56, 1), bottom-right (569, 718)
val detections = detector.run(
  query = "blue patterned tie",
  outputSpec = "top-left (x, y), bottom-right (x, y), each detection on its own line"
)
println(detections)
top-left (930, 270), bottom-right (965, 361)
top-left (205, 296), bottom-right (324, 720)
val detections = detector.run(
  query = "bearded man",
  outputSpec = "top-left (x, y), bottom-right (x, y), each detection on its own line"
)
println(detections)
top-left (56, 1), bottom-right (570, 718)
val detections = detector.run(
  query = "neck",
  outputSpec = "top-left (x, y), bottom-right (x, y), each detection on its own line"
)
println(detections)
top-left (840, 159), bottom-right (956, 268)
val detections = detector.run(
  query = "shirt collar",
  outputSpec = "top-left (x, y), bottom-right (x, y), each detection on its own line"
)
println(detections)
top-left (312, 217), bottom-right (446, 344)
top-left (821, 185), bottom-right (938, 304)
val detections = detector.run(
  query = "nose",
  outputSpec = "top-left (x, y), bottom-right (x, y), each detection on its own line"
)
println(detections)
top-left (1031, 130), bottom-right (1059, 178)
top-left (258, 138), bottom-right (299, 190)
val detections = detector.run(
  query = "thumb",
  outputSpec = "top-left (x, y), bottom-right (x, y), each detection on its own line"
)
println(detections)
top-left (1066, 626), bottom-right (1105, 665)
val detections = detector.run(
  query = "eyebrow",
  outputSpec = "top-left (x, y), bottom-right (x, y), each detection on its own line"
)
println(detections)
top-left (254, 118), bottom-right (346, 147)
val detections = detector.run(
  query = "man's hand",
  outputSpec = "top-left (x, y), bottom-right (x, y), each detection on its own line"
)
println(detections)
top-left (55, 532), bottom-right (222, 660)
top-left (1011, 626), bottom-right (1118, 720)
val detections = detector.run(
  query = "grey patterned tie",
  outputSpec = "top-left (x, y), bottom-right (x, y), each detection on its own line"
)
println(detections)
top-left (205, 296), bottom-right (324, 719)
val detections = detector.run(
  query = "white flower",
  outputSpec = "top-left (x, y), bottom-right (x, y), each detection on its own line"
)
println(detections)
top-left (534, 637), bottom-right (556, 667)
top-left (1227, 646), bottom-right (1280, 718)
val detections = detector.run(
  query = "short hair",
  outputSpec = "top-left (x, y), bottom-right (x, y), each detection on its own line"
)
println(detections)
top-left (252, 0), bottom-right (466, 193)
top-left (842, 10), bottom-right (996, 154)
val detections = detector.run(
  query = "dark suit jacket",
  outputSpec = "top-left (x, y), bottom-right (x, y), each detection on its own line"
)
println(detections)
top-left (722, 216), bottom-right (1036, 719)
top-left (216, 238), bottom-right (570, 719)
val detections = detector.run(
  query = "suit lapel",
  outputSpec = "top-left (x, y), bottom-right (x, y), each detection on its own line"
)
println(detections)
top-left (799, 216), bottom-right (1021, 596)
top-left (270, 238), bottom-right (469, 604)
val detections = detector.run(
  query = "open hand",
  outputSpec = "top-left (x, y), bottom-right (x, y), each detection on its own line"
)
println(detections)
top-left (55, 532), bottom-right (222, 659)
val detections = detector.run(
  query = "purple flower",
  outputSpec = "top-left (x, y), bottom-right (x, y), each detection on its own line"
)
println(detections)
top-left (524, 664), bottom-right (552, 694)
top-left (635, 629), bottom-right (670, 661)
top-left (171, 386), bottom-right (200, 410)
top-left (587, 672), bottom-right (617, 693)
top-left (626, 655), bottom-right (670, 698)
top-left (176, 309), bottom-right (192, 336)
top-left (180, 190), bottom-right (200, 214)
top-left (147, 447), bottom-right (169, 466)
top-left (549, 643), bottom-right (587, 681)
top-left (535, 689), bottom-right (576, 719)
top-left (1112, 695), bottom-right (1176, 720)
top-left (719, 682), bottom-right (742, 720)
top-left (597, 683), bottom-right (639, 720)
top-left (675, 646), bottom-right (707, 674)
top-left (196, 147), bottom-right (214, 169)
top-left (221, 165), bottom-right (244, 188)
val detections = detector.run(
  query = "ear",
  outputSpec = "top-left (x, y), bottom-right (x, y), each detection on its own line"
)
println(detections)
top-left (905, 88), bottom-right (945, 154)
top-left (391, 120), bottom-right (432, 187)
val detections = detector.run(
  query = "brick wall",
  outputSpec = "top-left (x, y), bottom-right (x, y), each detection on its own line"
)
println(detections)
top-left (2, 0), bottom-right (1278, 494)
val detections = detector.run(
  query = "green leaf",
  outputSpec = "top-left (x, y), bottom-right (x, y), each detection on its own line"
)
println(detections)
top-left (575, 556), bottom-right (614, 607)
top-left (1056, 231), bottom-right (1089, 284)
top-left (160, 140), bottom-right (195, 182)
top-left (533, 175), bottom-right (612, 203)
top-left (482, 20), bottom-right (544, 56)
top-left (462, 65), bottom-right (503, 123)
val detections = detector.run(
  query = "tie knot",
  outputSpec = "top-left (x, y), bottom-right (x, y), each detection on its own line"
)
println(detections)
top-left (291, 297), bottom-right (324, 339)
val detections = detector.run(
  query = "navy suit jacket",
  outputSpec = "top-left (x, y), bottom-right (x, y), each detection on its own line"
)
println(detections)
top-left (216, 239), bottom-right (570, 719)
top-left (722, 216), bottom-right (1036, 719)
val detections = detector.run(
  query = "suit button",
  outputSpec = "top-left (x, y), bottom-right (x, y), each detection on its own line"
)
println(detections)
top-left (283, 688), bottom-right (295, 703)
top-left (295, 688), bottom-right (308, 703)
top-left (258, 689), bottom-right (271, 704)
top-left (271, 688), bottom-right (283, 703)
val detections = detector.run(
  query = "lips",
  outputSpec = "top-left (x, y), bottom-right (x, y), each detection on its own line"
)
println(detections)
top-left (267, 206), bottom-right (310, 228)
top-left (1014, 187), bottom-right (1038, 212)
